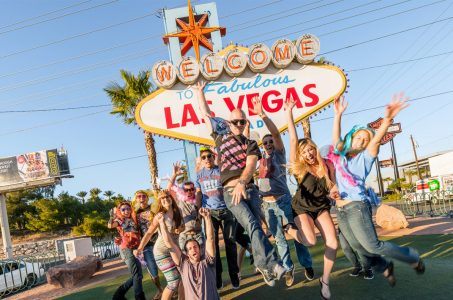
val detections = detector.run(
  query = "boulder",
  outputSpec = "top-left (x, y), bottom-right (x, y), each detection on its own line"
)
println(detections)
top-left (46, 255), bottom-right (102, 288)
top-left (376, 204), bottom-right (409, 230)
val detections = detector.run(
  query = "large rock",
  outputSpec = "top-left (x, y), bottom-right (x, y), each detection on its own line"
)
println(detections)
top-left (376, 204), bottom-right (409, 230)
top-left (46, 255), bottom-right (102, 288)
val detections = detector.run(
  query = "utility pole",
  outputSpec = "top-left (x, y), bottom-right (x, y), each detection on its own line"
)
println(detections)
top-left (0, 194), bottom-right (13, 259)
top-left (410, 135), bottom-right (422, 179)
top-left (375, 157), bottom-right (384, 197)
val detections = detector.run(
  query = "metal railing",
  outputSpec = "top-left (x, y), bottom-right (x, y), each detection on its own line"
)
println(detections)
top-left (92, 241), bottom-right (120, 260)
top-left (0, 251), bottom-right (65, 298)
top-left (396, 190), bottom-right (453, 218)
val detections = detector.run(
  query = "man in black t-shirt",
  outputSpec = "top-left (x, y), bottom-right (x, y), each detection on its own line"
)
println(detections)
top-left (195, 81), bottom-right (285, 287)
top-left (134, 190), bottom-right (163, 300)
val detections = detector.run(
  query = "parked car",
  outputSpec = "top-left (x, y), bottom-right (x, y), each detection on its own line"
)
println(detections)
top-left (0, 260), bottom-right (44, 293)
top-left (93, 241), bottom-right (119, 260)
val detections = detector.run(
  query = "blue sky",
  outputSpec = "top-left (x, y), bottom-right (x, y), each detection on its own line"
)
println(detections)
top-left (0, 0), bottom-right (451, 198)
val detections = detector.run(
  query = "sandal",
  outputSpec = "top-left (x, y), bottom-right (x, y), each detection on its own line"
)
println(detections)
top-left (319, 277), bottom-right (331, 300)
top-left (383, 261), bottom-right (396, 287)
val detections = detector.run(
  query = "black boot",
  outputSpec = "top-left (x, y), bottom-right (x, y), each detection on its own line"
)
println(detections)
top-left (112, 285), bottom-right (128, 300)
top-left (135, 291), bottom-right (146, 300)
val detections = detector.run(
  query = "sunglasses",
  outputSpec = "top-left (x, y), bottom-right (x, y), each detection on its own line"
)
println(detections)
top-left (184, 188), bottom-right (195, 192)
top-left (201, 154), bottom-right (213, 160)
top-left (120, 207), bottom-right (131, 212)
top-left (136, 194), bottom-right (147, 198)
top-left (230, 119), bottom-right (246, 126)
top-left (263, 140), bottom-right (274, 146)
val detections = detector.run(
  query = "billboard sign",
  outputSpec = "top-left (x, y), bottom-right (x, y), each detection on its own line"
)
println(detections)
top-left (0, 149), bottom-right (66, 187)
top-left (379, 158), bottom-right (394, 168)
top-left (368, 117), bottom-right (401, 145)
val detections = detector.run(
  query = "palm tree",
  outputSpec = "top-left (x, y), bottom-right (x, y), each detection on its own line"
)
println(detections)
top-left (383, 177), bottom-right (393, 190)
top-left (89, 188), bottom-right (102, 201)
top-left (103, 190), bottom-right (115, 201)
top-left (301, 118), bottom-right (311, 138)
top-left (104, 70), bottom-right (159, 190)
top-left (76, 191), bottom-right (87, 204)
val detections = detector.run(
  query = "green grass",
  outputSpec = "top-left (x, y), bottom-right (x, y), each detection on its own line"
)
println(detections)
top-left (59, 234), bottom-right (453, 300)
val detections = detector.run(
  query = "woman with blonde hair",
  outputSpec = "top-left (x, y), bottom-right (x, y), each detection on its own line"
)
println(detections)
top-left (135, 190), bottom-right (184, 300)
top-left (285, 98), bottom-right (338, 300)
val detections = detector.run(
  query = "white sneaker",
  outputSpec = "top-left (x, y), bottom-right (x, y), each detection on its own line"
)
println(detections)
top-left (273, 264), bottom-right (286, 281)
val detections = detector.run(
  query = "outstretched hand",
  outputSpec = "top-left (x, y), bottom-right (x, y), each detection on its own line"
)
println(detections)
top-left (284, 96), bottom-right (297, 112)
top-left (250, 96), bottom-right (264, 116)
top-left (333, 95), bottom-right (347, 116)
top-left (194, 81), bottom-right (207, 92)
top-left (172, 161), bottom-right (185, 176)
top-left (385, 92), bottom-right (409, 119)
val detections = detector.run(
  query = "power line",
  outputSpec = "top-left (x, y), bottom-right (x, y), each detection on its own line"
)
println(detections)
top-left (311, 90), bottom-right (453, 123)
top-left (0, 10), bottom-right (160, 59)
top-left (0, 0), bottom-right (120, 36)
top-left (0, 0), bottom-right (93, 30)
top-left (352, 0), bottom-right (453, 111)
top-left (320, 15), bottom-right (453, 55)
top-left (0, 48), bottom-right (162, 93)
top-left (0, 0), bottom-right (429, 92)
top-left (71, 148), bottom-right (184, 170)
top-left (229, 0), bottom-right (345, 30)
top-left (246, 0), bottom-right (414, 42)
top-left (220, 0), bottom-right (283, 20)
top-left (0, 104), bottom-right (110, 114)
top-left (2, 89), bottom-right (452, 136)
top-left (0, 109), bottom-right (110, 137)
top-left (347, 49), bottom-right (453, 72)
top-left (0, 0), bottom-right (288, 78)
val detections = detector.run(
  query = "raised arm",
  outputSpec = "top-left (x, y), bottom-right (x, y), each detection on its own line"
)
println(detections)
top-left (367, 93), bottom-right (409, 157)
top-left (231, 154), bottom-right (259, 205)
top-left (167, 162), bottom-right (185, 193)
top-left (157, 212), bottom-right (182, 266)
top-left (284, 98), bottom-right (298, 164)
top-left (252, 96), bottom-right (284, 151)
top-left (332, 95), bottom-right (347, 151)
top-left (194, 81), bottom-right (213, 133)
top-left (107, 208), bottom-right (119, 229)
top-left (199, 208), bottom-right (215, 258)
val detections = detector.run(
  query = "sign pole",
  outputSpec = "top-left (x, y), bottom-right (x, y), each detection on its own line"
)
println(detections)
top-left (389, 139), bottom-right (400, 181)
top-left (375, 156), bottom-right (384, 197)
top-left (0, 194), bottom-right (13, 259)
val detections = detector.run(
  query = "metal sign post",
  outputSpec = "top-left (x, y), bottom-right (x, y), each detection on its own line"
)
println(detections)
top-left (0, 194), bottom-right (13, 259)
top-left (161, 1), bottom-right (224, 180)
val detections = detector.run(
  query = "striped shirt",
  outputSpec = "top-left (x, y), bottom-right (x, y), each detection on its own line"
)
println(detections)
top-left (210, 117), bottom-right (261, 185)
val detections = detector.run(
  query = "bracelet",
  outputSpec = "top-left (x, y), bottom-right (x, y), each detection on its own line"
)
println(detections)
top-left (259, 113), bottom-right (266, 118)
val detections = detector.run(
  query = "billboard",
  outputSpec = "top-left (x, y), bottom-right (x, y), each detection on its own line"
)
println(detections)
top-left (0, 149), bottom-right (68, 187)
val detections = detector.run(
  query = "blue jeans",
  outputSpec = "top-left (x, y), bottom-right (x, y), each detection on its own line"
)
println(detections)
top-left (338, 229), bottom-right (371, 270)
top-left (294, 241), bottom-right (312, 268)
top-left (336, 201), bottom-right (419, 273)
top-left (262, 194), bottom-right (294, 271)
top-left (224, 185), bottom-right (280, 271)
top-left (143, 244), bottom-right (159, 278)
top-left (119, 248), bottom-right (143, 297)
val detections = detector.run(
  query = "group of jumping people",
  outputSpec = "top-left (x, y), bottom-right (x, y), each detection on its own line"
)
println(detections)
top-left (107, 83), bottom-right (425, 300)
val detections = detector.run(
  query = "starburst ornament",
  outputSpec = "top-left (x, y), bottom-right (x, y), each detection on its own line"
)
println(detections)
top-left (163, 0), bottom-right (226, 61)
